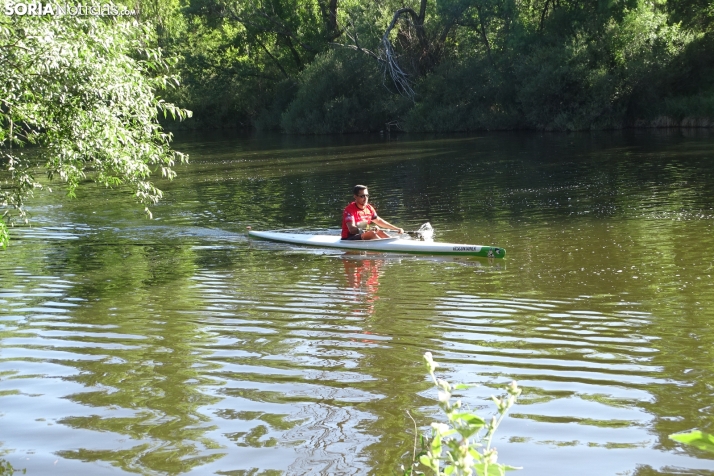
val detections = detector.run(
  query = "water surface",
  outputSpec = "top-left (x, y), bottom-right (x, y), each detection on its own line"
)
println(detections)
top-left (1, 130), bottom-right (714, 475)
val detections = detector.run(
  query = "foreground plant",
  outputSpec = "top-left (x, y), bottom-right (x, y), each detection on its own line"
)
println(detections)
top-left (0, 458), bottom-right (24, 475)
top-left (402, 352), bottom-right (522, 476)
top-left (0, 219), bottom-right (7, 249)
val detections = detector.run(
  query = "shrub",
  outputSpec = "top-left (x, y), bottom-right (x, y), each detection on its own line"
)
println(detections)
top-left (280, 49), bottom-right (406, 134)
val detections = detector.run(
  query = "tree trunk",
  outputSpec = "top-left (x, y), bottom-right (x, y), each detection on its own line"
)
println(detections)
top-left (318, 0), bottom-right (341, 41)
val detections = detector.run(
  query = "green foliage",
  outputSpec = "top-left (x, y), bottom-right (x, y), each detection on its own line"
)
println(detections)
top-left (254, 78), bottom-right (299, 131)
top-left (126, 0), bottom-right (188, 42)
top-left (170, 0), bottom-right (340, 129)
top-left (131, 0), bottom-right (714, 132)
top-left (627, 31), bottom-right (714, 124)
top-left (401, 352), bottom-right (522, 476)
top-left (0, 459), bottom-right (24, 475)
top-left (405, 57), bottom-right (522, 132)
top-left (666, 0), bottom-right (714, 32)
top-left (670, 430), bottom-right (714, 453)
top-left (0, 12), bottom-right (190, 228)
top-left (164, 13), bottom-right (274, 129)
top-left (659, 94), bottom-right (714, 124)
top-left (280, 49), bottom-right (407, 134)
top-left (2, 0), bottom-right (708, 136)
top-left (0, 216), bottom-right (8, 249)
top-left (407, 0), bottom-right (694, 131)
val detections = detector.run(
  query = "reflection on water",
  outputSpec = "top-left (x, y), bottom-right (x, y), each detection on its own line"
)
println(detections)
top-left (342, 255), bottom-right (385, 318)
top-left (2, 130), bottom-right (714, 475)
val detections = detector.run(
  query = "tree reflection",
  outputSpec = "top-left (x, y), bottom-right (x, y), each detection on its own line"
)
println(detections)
top-left (40, 244), bottom-right (224, 473)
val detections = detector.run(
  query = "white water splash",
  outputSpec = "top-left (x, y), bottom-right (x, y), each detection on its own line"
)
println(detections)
top-left (417, 222), bottom-right (434, 242)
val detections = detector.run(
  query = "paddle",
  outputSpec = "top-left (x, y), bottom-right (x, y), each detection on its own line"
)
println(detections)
top-left (383, 223), bottom-right (433, 240)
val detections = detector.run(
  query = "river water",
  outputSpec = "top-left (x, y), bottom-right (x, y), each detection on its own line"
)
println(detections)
top-left (1, 130), bottom-right (714, 475)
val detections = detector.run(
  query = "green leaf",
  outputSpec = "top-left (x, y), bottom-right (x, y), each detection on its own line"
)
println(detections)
top-left (451, 413), bottom-right (486, 426)
top-left (418, 455), bottom-right (437, 471)
top-left (456, 426), bottom-right (482, 439)
top-left (475, 463), bottom-right (507, 476)
top-left (0, 218), bottom-right (9, 249)
top-left (469, 447), bottom-right (485, 461)
top-left (670, 431), bottom-right (714, 453)
top-left (503, 464), bottom-right (523, 471)
top-left (431, 437), bottom-right (442, 456)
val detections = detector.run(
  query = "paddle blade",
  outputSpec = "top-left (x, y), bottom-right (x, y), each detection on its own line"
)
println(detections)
top-left (416, 222), bottom-right (434, 241)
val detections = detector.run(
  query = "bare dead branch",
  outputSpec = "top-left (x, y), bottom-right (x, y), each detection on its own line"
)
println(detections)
top-left (380, 8), bottom-right (418, 100)
top-left (336, 16), bottom-right (382, 62)
top-left (330, 42), bottom-right (383, 63)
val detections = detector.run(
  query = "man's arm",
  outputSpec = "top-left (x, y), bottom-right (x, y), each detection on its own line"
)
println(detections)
top-left (346, 215), bottom-right (361, 235)
top-left (373, 217), bottom-right (404, 234)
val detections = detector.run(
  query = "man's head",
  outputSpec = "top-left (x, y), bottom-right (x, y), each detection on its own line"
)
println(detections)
top-left (353, 185), bottom-right (369, 203)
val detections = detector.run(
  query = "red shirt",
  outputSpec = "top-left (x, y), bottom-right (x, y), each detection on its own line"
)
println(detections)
top-left (342, 202), bottom-right (378, 238)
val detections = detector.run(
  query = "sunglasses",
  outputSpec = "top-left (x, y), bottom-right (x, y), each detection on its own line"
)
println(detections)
top-left (357, 194), bottom-right (369, 198)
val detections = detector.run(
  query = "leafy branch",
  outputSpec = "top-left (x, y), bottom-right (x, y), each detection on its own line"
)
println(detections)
top-left (402, 352), bottom-right (522, 476)
top-left (0, 12), bottom-right (191, 238)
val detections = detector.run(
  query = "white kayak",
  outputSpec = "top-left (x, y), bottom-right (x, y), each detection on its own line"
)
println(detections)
top-left (248, 230), bottom-right (506, 258)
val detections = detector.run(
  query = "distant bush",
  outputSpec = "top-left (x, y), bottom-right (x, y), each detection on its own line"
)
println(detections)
top-left (162, 61), bottom-right (255, 130)
top-left (280, 49), bottom-right (407, 134)
top-left (513, 34), bottom-right (625, 131)
top-left (405, 57), bottom-right (523, 132)
top-left (150, 0), bottom-right (714, 132)
top-left (628, 32), bottom-right (714, 125)
top-left (407, 3), bottom-right (696, 132)
top-left (254, 79), bottom-right (299, 131)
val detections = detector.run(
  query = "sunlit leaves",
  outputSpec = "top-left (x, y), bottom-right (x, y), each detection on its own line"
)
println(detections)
top-left (0, 11), bottom-right (191, 233)
top-left (0, 217), bottom-right (8, 249)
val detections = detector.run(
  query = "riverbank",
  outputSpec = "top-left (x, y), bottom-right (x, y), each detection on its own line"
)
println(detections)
top-left (163, 114), bottom-right (714, 133)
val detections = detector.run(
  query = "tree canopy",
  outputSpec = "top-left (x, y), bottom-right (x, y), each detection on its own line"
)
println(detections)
top-left (0, 11), bottom-right (191, 247)
top-left (154, 0), bottom-right (713, 133)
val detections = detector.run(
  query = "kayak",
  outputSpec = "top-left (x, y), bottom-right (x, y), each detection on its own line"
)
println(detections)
top-left (248, 230), bottom-right (506, 258)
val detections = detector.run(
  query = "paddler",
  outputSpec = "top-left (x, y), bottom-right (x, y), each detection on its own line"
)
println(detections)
top-left (341, 185), bottom-right (404, 240)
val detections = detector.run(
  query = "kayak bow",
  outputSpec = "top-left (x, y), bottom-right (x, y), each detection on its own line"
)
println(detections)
top-left (248, 230), bottom-right (506, 258)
